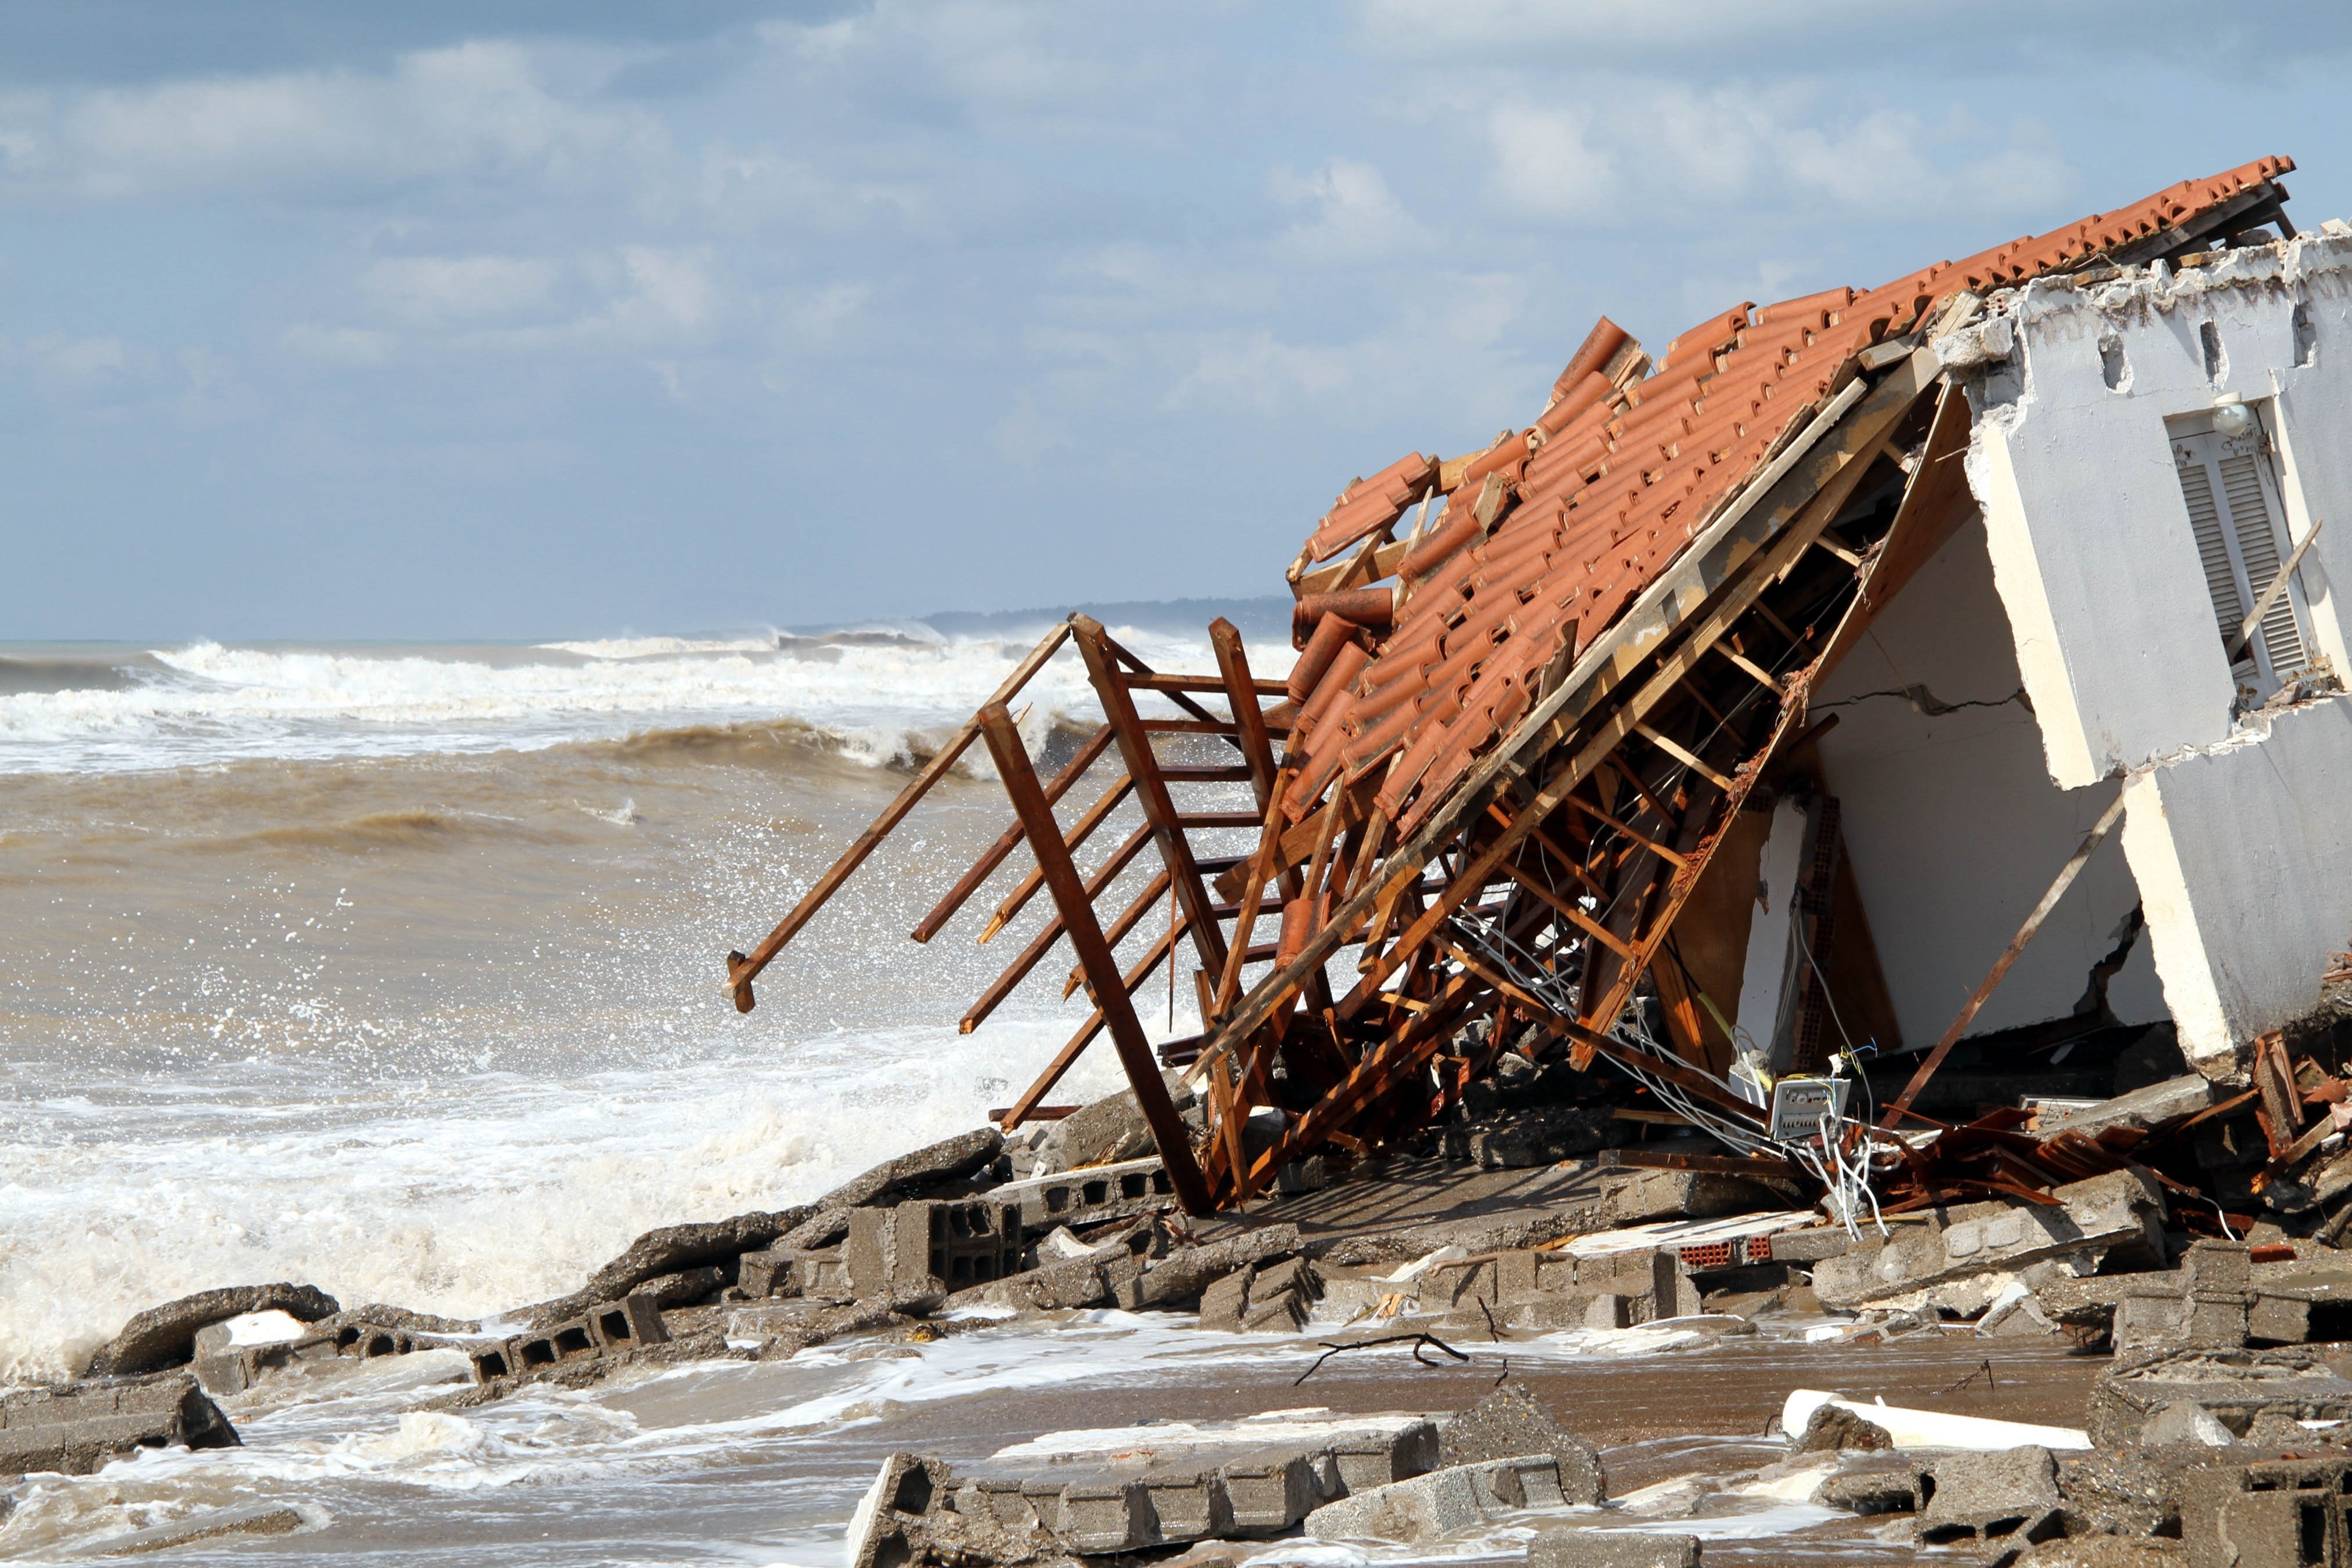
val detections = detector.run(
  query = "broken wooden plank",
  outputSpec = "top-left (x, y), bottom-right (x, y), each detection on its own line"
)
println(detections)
top-left (977, 700), bottom-right (1211, 1212)
top-left (727, 623), bottom-right (1071, 1011)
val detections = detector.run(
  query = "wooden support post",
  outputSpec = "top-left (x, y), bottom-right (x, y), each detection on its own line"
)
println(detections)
top-left (727, 623), bottom-right (1071, 1010)
top-left (977, 702), bottom-right (1212, 1213)
top-left (1881, 789), bottom-right (2129, 1127)
top-left (1074, 616), bottom-right (1231, 979)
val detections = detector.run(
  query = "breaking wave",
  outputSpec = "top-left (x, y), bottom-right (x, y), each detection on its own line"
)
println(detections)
top-left (0, 627), bottom-right (1276, 778)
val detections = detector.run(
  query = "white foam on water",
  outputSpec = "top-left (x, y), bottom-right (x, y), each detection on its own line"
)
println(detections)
top-left (0, 628), bottom-right (1293, 775)
top-left (0, 1017), bottom-right (1128, 1382)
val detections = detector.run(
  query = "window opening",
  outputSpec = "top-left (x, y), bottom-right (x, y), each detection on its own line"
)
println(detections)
top-left (2168, 403), bottom-right (2312, 702)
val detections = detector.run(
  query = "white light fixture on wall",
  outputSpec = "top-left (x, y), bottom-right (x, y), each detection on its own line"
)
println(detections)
top-left (2212, 393), bottom-right (2255, 439)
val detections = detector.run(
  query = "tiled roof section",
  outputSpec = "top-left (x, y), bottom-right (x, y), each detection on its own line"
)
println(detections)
top-left (1282, 156), bottom-right (2296, 836)
top-left (1303, 451), bottom-right (1439, 564)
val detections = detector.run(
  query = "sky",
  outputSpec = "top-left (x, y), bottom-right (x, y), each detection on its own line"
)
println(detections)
top-left (1, 1), bottom-right (2347, 641)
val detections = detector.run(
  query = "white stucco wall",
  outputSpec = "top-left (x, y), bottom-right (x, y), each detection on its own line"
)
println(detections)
top-left (1960, 228), bottom-right (2352, 787)
top-left (1812, 514), bottom-right (2164, 1050)
top-left (2120, 695), bottom-right (2352, 1071)
top-left (1955, 226), bottom-right (2352, 1073)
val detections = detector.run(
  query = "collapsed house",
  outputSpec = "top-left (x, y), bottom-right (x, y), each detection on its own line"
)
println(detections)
top-left (724, 154), bottom-right (2352, 1233)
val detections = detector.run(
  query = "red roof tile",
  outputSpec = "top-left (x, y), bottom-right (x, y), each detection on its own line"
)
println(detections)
top-left (1279, 156), bottom-right (2296, 835)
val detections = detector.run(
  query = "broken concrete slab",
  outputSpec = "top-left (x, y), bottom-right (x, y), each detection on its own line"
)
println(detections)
top-left (2035, 1074), bottom-right (2219, 1140)
top-left (583, 1208), bottom-right (807, 1303)
top-left (1916, 1446), bottom-right (2063, 1549)
top-left (1599, 1168), bottom-right (1783, 1227)
top-left (1023, 1081), bottom-right (1195, 1178)
top-left (1438, 1382), bottom-right (1605, 1504)
top-left (85, 1501), bottom-right (309, 1556)
top-left (2086, 1346), bottom-right (2352, 1447)
top-left (83, 1283), bottom-right (340, 1378)
top-left (1197, 1255), bottom-right (1324, 1334)
top-left (1120, 1225), bottom-right (1300, 1311)
top-left (0, 1372), bottom-right (240, 1478)
top-left (1528, 1531), bottom-right (1700, 1568)
top-left (1813, 1170), bottom-right (2166, 1312)
top-left (819, 1126), bottom-right (1008, 1211)
top-left (1812, 1457), bottom-right (1924, 1514)
top-left (1302, 1453), bottom-right (1565, 1543)
top-left (950, 1251), bottom-right (1146, 1314)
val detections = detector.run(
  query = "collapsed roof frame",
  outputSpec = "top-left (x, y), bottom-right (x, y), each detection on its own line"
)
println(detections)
top-left (722, 157), bottom-right (2299, 1216)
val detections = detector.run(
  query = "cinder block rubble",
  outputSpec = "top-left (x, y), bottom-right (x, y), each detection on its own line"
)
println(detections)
top-left (1303, 1453), bottom-right (1566, 1543)
top-left (848, 1199), bottom-right (1023, 1298)
top-left (1813, 1170), bottom-right (2166, 1312)
top-left (1197, 1255), bottom-right (1324, 1333)
top-left (2178, 1454), bottom-right (2352, 1568)
top-left (1439, 1382), bottom-right (1605, 1504)
top-left (991, 1157), bottom-right (1176, 1235)
top-left (2085, 1346), bottom-right (2352, 1448)
top-left (467, 1291), bottom-right (671, 1384)
top-left (0, 1371), bottom-right (240, 1477)
top-left (1915, 1446), bottom-right (2064, 1549)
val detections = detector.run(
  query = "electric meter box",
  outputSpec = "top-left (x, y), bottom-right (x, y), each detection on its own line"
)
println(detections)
top-left (1769, 1076), bottom-right (1849, 1143)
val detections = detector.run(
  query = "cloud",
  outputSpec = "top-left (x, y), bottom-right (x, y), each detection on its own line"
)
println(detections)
top-left (1487, 103), bottom-right (1616, 219)
top-left (0, 42), bottom-right (664, 201)
top-left (1168, 273), bottom-right (1530, 421)
top-left (1270, 158), bottom-right (1422, 262)
top-left (362, 255), bottom-right (561, 324)
top-left (280, 323), bottom-right (399, 367)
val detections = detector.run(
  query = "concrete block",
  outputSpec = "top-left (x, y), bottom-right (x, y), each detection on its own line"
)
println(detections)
top-left (2249, 1292), bottom-right (2313, 1346)
top-left (1219, 1450), bottom-right (1321, 1535)
top-left (734, 1247), bottom-right (801, 1299)
top-left (1121, 1226), bottom-right (1300, 1312)
top-left (954, 1250), bottom-right (1143, 1313)
top-left (1139, 1466), bottom-right (1234, 1541)
top-left (0, 1373), bottom-right (237, 1477)
top-left (1917, 1446), bottom-right (2061, 1546)
top-left (1304, 1454), bottom-right (1564, 1544)
top-left (956, 1477), bottom-right (1039, 1532)
top-left (1585, 1295), bottom-right (1628, 1330)
top-left (993, 1155), bottom-right (1178, 1235)
top-left (587, 1293), bottom-right (669, 1353)
top-left (1529, 1530), bottom-right (1700, 1568)
top-left (2178, 1454), bottom-right (2352, 1568)
top-left (848, 1199), bottom-right (1020, 1298)
top-left (1047, 1475), bottom-right (1152, 1553)
top-left (1325, 1418), bottom-right (1439, 1493)
top-left (1762, 1227), bottom-right (1853, 1263)
top-left (2087, 1347), bottom-right (2352, 1447)
top-left (1197, 1268), bottom-right (1253, 1334)
top-left (847, 1452), bottom-right (955, 1568)
top-left (1440, 1383), bottom-right (1605, 1505)
top-left (2183, 1239), bottom-right (2252, 1295)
